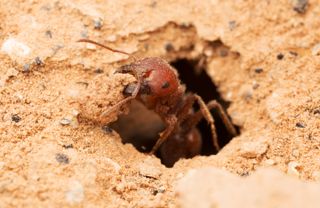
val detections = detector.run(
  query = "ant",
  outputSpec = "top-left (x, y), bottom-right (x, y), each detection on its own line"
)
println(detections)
top-left (78, 39), bottom-right (237, 166)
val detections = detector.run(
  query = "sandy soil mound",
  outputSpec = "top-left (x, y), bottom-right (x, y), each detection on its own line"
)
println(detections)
top-left (0, 0), bottom-right (319, 207)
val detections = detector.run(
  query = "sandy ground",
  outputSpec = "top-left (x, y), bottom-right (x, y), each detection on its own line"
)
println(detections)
top-left (1, 0), bottom-right (320, 207)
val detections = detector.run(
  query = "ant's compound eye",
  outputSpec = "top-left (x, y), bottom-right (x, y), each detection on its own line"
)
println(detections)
top-left (161, 81), bottom-right (170, 89)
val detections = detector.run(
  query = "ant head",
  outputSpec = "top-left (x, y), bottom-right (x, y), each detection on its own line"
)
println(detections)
top-left (77, 39), bottom-right (179, 98)
top-left (136, 57), bottom-right (180, 98)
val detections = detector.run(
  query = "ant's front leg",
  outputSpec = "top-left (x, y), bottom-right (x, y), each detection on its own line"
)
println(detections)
top-left (100, 66), bottom-right (142, 118)
top-left (150, 115), bottom-right (177, 154)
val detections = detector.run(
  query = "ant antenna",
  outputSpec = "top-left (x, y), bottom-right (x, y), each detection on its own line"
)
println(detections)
top-left (77, 39), bottom-right (137, 61)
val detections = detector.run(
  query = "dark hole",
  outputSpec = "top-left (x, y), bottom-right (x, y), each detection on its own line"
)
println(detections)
top-left (110, 101), bottom-right (165, 153)
top-left (171, 59), bottom-right (238, 156)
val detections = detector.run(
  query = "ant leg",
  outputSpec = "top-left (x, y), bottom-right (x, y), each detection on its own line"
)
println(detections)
top-left (176, 93), bottom-right (197, 120)
top-left (100, 67), bottom-right (141, 118)
top-left (186, 95), bottom-right (237, 151)
top-left (150, 115), bottom-right (177, 154)
top-left (206, 100), bottom-right (237, 137)
top-left (193, 95), bottom-right (220, 151)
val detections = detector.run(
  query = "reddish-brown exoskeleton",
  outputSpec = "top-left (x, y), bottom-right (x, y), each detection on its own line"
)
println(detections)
top-left (78, 39), bottom-right (237, 166)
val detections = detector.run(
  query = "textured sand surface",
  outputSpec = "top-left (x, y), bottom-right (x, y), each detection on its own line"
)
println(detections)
top-left (0, 0), bottom-right (320, 207)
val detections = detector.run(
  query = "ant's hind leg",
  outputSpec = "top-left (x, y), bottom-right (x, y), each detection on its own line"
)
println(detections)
top-left (193, 95), bottom-right (220, 151)
top-left (205, 100), bottom-right (237, 137)
top-left (191, 95), bottom-right (237, 151)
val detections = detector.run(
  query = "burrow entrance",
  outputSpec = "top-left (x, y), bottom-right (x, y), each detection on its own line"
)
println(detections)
top-left (110, 57), bottom-right (238, 167)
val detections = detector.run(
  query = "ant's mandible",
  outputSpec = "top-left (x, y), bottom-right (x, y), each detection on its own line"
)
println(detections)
top-left (78, 39), bottom-right (237, 166)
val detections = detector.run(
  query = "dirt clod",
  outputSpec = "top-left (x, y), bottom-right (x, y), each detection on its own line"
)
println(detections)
top-left (239, 140), bottom-right (269, 159)
top-left (176, 168), bottom-right (320, 208)
top-left (11, 114), bottom-right (21, 123)
top-left (293, 0), bottom-right (309, 14)
top-left (55, 153), bottom-right (70, 164)
top-left (138, 158), bottom-right (162, 179)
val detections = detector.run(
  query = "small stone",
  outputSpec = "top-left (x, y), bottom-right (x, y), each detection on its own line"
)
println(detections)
top-left (239, 141), bottom-right (269, 158)
top-left (287, 161), bottom-right (301, 176)
top-left (102, 125), bottom-right (113, 133)
top-left (62, 144), bottom-right (73, 149)
top-left (94, 68), bottom-right (104, 74)
top-left (228, 20), bottom-right (237, 30)
top-left (71, 109), bottom-right (79, 116)
top-left (138, 158), bottom-right (162, 179)
top-left (276, 53), bottom-right (284, 60)
top-left (55, 153), bottom-right (70, 164)
top-left (94, 19), bottom-right (103, 29)
top-left (264, 159), bottom-right (276, 166)
top-left (296, 122), bottom-right (305, 128)
top-left (239, 84), bottom-right (254, 100)
top-left (65, 180), bottom-right (84, 204)
top-left (1, 38), bottom-right (31, 57)
top-left (11, 114), bottom-right (21, 123)
top-left (314, 108), bottom-right (320, 115)
top-left (311, 43), bottom-right (320, 56)
top-left (254, 68), bottom-right (263, 73)
top-left (45, 30), bottom-right (53, 38)
top-left (152, 186), bottom-right (166, 195)
top-left (23, 64), bottom-right (30, 73)
top-left (293, 0), bottom-right (308, 14)
top-left (34, 57), bottom-right (44, 66)
top-left (60, 118), bottom-right (71, 125)
top-left (7, 68), bottom-right (19, 78)
top-left (164, 43), bottom-right (174, 52)
top-left (289, 51), bottom-right (298, 56)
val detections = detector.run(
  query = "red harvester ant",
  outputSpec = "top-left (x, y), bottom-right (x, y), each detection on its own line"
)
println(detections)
top-left (78, 39), bottom-right (237, 166)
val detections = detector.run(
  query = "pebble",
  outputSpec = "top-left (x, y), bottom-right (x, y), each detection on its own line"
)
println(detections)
top-left (264, 159), bottom-right (276, 166)
top-left (11, 114), bottom-right (21, 123)
top-left (138, 158), bottom-right (162, 179)
top-left (94, 19), bottom-right (103, 29)
top-left (293, 0), bottom-right (308, 14)
top-left (239, 141), bottom-right (269, 158)
top-left (1, 38), bottom-right (31, 57)
top-left (287, 161), bottom-right (301, 177)
top-left (60, 118), bottom-right (71, 125)
top-left (265, 90), bottom-right (286, 124)
top-left (65, 180), bottom-right (84, 204)
top-left (6, 68), bottom-right (19, 78)
top-left (239, 84), bottom-right (253, 100)
top-left (34, 57), bottom-right (44, 66)
top-left (23, 64), bottom-right (30, 72)
top-left (55, 153), bottom-right (70, 164)
top-left (228, 20), bottom-right (237, 30)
